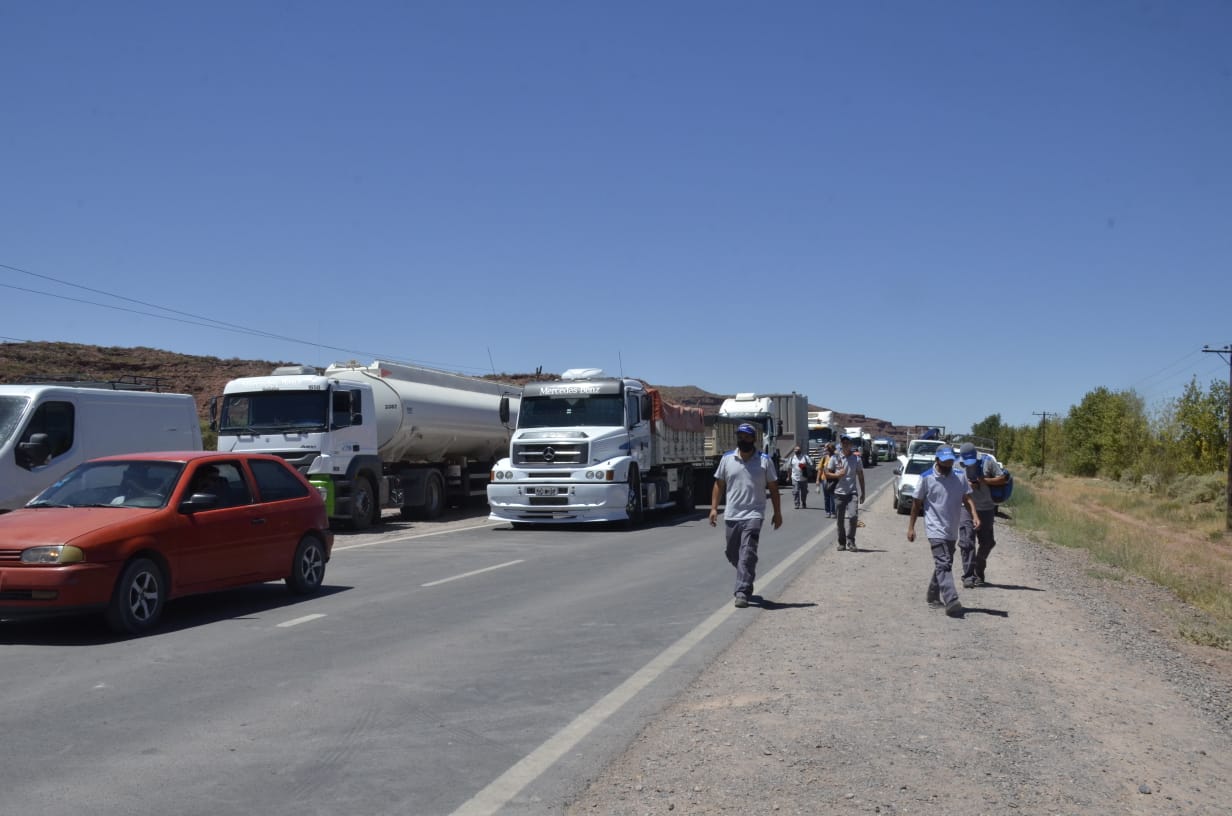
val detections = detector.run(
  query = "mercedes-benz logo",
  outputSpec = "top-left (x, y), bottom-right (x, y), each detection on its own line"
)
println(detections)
top-left (542, 446), bottom-right (556, 462)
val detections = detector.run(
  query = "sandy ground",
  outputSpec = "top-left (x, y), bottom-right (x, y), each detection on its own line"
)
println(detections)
top-left (565, 492), bottom-right (1232, 815)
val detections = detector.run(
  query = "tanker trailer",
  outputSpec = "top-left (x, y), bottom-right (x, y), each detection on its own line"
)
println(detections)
top-left (214, 361), bottom-right (520, 529)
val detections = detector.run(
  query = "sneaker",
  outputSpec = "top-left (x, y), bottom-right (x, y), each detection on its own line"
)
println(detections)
top-left (927, 598), bottom-right (944, 609)
top-left (836, 544), bottom-right (846, 551)
top-left (945, 600), bottom-right (964, 617)
top-left (733, 592), bottom-right (749, 608)
top-left (962, 578), bottom-right (975, 589)
top-left (847, 545), bottom-right (857, 552)
top-left (973, 577), bottom-right (986, 587)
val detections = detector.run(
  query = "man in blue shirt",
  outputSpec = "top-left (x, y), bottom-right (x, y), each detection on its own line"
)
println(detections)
top-left (907, 446), bottom-right (979, 617)
top-left (710, 423), bottom-right (783, 608)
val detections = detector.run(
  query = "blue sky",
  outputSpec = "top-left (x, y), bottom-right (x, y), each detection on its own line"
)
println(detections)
top-left (3, 1), bottom-right (1230, 433)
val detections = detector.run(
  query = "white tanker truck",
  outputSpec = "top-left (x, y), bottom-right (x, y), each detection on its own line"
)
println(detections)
top-left (213, 361), bottom-right (520, 529)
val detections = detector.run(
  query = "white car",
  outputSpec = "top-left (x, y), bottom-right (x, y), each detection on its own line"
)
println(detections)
top-left (893, 455), bottom-right (936, 514)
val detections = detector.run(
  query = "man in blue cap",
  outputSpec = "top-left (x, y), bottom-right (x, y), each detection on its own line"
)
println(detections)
top-left (957, 442), bottom-right (1010, 587)
top-left (907, 445), bottom-right (978, 617)
top-left (709, 422), bottom-right (783, 608)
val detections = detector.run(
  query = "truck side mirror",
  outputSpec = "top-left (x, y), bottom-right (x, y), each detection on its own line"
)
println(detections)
top-left (208, 396), bottom-right (219, 432)
top-left (499, 396), bottom-right (510, 425)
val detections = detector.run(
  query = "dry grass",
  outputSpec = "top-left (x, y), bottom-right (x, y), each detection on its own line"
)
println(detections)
top-left (1008, 473), bottom-right (1232, 650)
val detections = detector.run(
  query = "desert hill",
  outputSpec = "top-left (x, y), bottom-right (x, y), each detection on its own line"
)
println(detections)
top-left (0, 342), bottom-right (914, 444)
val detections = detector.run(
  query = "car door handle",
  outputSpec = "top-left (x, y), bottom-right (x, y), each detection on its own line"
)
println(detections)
top-left (250, 518), bottom-right (267, 525)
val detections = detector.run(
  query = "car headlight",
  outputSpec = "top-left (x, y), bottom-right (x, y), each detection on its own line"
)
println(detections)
top-left (21, 545), bottom-right (85, 564)
top-left (901, 484), bottom-right (914, 495)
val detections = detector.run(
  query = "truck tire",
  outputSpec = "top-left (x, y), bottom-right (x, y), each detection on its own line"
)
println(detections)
top-left (624, 467), bottom-right (644, 528)
top-left (350, 476), bottom-right (377, 531)
top-left (675, 466), bottom-right (695, 512)
top-left (421, 471), bottom-right (445, 519)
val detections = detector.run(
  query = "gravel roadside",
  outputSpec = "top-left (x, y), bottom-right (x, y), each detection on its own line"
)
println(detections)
top-left (565, 494), bottom-right (1232, 815)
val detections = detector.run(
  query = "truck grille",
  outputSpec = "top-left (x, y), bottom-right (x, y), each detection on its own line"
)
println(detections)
top-left (513, 442), bottom-right (588, 466)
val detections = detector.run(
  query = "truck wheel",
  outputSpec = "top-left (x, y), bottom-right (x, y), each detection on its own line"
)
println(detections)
top-left (624, 468), bottom-right (644, 528)
top-left (106, 557), bottom-right (166, 636)
top-left (675, 466), bottom-right (695, 512)
top-left (350, 477), bottom-right (376, 531)
top-left (421, 471), bottom-right (445, 519)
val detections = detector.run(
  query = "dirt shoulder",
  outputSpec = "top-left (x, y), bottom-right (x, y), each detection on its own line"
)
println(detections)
top-left (566, 493), bottom-right (1232, 815)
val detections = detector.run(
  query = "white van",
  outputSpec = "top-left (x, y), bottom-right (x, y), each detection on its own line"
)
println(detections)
top-left (0, 384), bottom-right (203, 511)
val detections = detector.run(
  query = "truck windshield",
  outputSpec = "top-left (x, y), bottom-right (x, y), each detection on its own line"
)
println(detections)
top-left (0, 396), bottom-right (29, 446)
top-left (518, 395), bottom-right (625, 428)
top-left (218, 391), bottom-right (329, 433)
top-left (808, 428), bottom-right (834, 444)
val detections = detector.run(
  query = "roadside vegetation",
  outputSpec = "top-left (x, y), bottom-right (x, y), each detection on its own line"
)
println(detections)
top-left (965, 375), bottom-right (1231, 650)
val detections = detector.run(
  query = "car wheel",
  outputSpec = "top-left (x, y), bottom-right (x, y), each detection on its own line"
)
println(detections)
top-left (350, 477), bottom-right (376, 531)
top-left (106, 557), bottom-right (166, 636)
top-left (286, 535), bottom-right (327, 594)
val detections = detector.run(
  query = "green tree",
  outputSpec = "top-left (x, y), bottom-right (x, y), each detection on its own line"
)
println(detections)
top-left (971, 413), bottom-right (1002, 443)
top-left (1169, 376), bottom-right (1229, 474)
top-left (1062, 387), bottom-right (1149, 478)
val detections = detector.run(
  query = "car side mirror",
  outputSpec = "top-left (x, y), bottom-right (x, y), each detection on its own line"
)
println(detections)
top-left (893, 466), bottom-right (902, 474)
top-left (17, 433), bottom-right (51, 469)
top-left (180, 493), bottom-right (221, 512)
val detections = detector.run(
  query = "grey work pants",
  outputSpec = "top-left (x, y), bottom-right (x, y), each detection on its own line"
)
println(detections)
top-left (958, 509), bottom-right (997, 582)
top-left (834, 492), bottom-right (858, 549)
top-left (724, 517), bottom-right (763, 597)
top-left (926, 538), bottom-right (960, 605)
top-left (791, 479), bottom-right (809, 508)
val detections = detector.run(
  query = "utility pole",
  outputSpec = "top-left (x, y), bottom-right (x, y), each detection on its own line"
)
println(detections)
top-left (1202, 344), bottom-right (1232, 532)
top-left (1033, 411), bottom-right (1056, 473)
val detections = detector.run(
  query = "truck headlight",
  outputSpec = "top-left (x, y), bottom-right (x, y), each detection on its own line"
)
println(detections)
top-left (21, 545), bottom-right (85, 564)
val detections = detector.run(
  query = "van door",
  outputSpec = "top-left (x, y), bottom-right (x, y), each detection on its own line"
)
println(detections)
top-left (9, 398), bottom-right (79, 509)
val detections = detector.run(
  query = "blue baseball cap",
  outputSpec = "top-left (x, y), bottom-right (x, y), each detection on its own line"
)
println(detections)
top-left (936, 446), bottom-right (956, 462)
top-left (736, 423), bottom-right (756, 435)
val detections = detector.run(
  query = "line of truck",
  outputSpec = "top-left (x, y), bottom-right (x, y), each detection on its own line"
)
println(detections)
top-left (1, 363), bottom-right (811, 530)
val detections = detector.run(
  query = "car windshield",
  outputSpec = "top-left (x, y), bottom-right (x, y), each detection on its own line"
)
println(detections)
top-left (904, 459), bottom-right (933, 476)
top-left (28, 460), bottom-right (185, 509)
top-left (0, 395), bottom-right (29, 446)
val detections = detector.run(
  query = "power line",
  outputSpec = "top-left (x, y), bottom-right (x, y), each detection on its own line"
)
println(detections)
top-left (0, 262), bottom-right (495, 375)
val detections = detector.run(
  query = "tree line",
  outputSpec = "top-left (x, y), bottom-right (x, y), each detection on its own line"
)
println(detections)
top-left (970, 376), bottom-right (1229, 491)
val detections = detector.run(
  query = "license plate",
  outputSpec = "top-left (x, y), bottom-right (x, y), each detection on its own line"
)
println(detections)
top-left (534, 486), bottom-right (557, 496)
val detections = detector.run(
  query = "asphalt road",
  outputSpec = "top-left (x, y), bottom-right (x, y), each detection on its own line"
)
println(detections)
top-left (0, 463), bottom-right (896, 816)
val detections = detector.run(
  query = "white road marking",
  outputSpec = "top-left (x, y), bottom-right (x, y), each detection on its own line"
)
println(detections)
top-left (277, 613), bottom-right (326, 628)
top-left (452, 481), bottom-right (894, 815)
top-left (421, 560), bottom-right (524, 588)
top-left (333, 521), bottom-right (504, 551)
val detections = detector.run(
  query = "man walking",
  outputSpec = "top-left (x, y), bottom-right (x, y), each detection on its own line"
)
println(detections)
top-left (710, 423), bottom-right (783, 608)
top-left (957, 442), bottom-right (1009, 587)
top-left (827, 435), bottom-right (866, 551)
top-left (785, 445), bottom-right (812, 509)
top-left (907, 446), bottom-right (979, 617)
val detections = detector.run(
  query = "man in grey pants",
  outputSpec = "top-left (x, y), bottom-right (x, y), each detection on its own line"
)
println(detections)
top-left (710, 423), bottom-right (783, 608)
top-left (907, 446), bottom-right (979, 617)
top-left (827, 435), bottom-right (866, 551)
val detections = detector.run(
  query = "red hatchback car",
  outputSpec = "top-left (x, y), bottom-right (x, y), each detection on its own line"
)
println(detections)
top-left (0, 451), bottom-right (333, 635)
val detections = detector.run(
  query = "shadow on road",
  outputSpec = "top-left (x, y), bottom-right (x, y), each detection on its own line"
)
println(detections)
top-left (749, 596), bottom-right (818, 611)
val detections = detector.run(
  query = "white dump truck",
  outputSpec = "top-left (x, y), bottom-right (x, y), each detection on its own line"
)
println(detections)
top-left (1, 380), bottom-right (202, 512)
top-left (487, 368), bottom-right (710, 527)
top-left (213, 361), bottom-right (520, 529)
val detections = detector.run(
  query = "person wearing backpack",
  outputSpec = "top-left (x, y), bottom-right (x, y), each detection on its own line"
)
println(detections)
top-left (957, 442), bottom-right (1010, 587)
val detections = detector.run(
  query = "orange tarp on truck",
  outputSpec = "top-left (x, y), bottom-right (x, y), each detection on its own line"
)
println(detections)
top-left (648, 388), bottom-right (704, 433)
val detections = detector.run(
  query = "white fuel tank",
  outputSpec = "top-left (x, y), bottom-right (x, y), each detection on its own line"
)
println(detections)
top-left (325, 361), bottom-right (521, 463)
